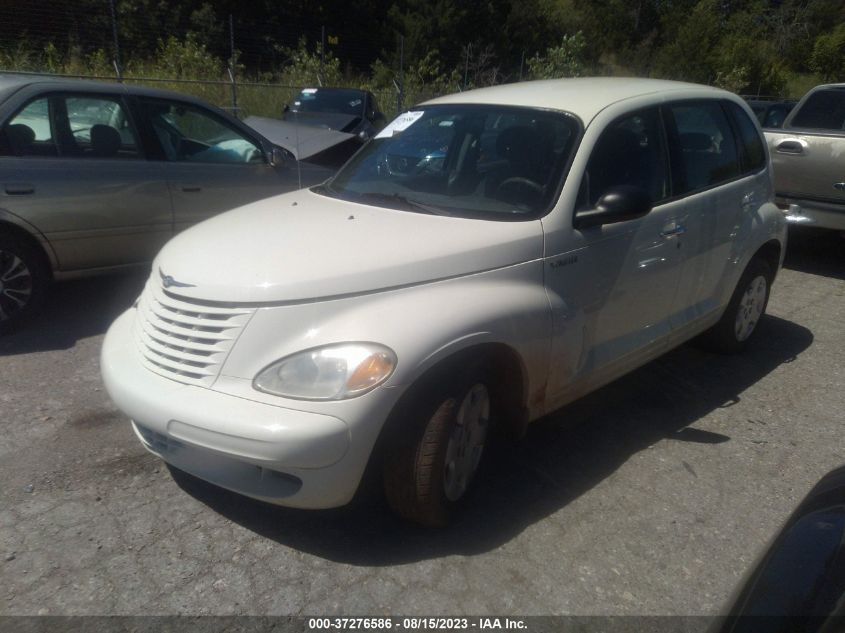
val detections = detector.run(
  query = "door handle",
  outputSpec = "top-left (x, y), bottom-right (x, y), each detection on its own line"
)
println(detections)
top-left (775, 140), bottom-right (804, 155)
top-left (834, 183), bottom-right (845, 191)
top-left (4, 183), bottom-right (34, 195)
top-left (660, 224), bottom-right (686, 237)
top-left (181, 185), bottom-right (202, 193)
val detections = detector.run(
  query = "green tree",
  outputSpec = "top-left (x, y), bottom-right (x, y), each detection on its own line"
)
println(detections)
top-left (527, 32), bottom-right (587, 79)
top-left (810, 23), bottom-right (845, 81)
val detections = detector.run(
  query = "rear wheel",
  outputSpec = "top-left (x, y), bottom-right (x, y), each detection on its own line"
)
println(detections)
top-left (0, 232), bottom-right (48, 332)
top-left (384, 371), bottom-right (492, 527)
top-left (697, 258), bottom-right (772, 353)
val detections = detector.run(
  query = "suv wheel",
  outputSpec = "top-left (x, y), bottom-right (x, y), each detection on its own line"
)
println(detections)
top-left (384, 371), bottom-right (492, 527)
top-left (698, 257), bottom-right (772, 353)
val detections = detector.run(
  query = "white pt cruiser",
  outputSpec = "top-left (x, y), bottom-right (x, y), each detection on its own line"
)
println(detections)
top-left (102, 78), bottom-right (786, 526)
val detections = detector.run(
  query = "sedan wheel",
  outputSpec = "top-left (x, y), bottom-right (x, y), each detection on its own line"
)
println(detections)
top-left (0, 234), bottom-right (47, 331)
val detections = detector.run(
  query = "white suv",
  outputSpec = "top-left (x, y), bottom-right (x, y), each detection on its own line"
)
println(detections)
top-left (101, 78), bottom-right (786, 526)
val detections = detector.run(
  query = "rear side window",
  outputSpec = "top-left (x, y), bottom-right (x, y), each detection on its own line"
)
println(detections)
top-left (63, 95), bottom-right (141, 159)
top-left (790, 88), bottom-right (845, 131)
top-left (669, 102), bottom-right (740, 193)
top-left (725, 101), bottom-right (766, 173)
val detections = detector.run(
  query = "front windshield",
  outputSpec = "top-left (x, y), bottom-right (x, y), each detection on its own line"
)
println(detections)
top-left (290, 89), bottom-right (367, 116)
top-left (318, 104), bottom-right (579, 220)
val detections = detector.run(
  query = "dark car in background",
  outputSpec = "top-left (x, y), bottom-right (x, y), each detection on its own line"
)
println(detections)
top-left (284, 87), bottom-right (386, 141)
top-left (746, 98), bottom-right (797, 129)
top-left (0, 75), bottom-right (332, 329)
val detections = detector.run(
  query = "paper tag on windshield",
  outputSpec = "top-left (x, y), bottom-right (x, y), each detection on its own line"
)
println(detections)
top-left (375, 111), bottom-right (424, 138)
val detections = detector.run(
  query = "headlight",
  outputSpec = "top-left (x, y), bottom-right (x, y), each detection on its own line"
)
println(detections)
top-left (253, 343), bottom-right (397, 400)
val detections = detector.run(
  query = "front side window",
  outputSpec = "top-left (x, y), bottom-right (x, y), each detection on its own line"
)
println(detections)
top-left (0, 97), bottom-right (57, 156)
top-left (789, 88), bottom-right (845, 131)
top-left (580, 108), bottom-right (669, 209)
top-left (670, 102), bottom-right (740, 193)
top-left (318, 105), bottom-right (579, 220)
top-left (142, 99), bottom-right (263, 164)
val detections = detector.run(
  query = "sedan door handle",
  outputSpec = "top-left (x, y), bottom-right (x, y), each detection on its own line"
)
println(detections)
top-left (180, 185), bottom-right (202, 193)
top-left (775, 140), bottom-right (805, 155)
top-left (660, 224), bottom-right (686, 237)
top-left (4, 183), bottom-right (35, 195)
top-left (834, 183), bottom-right (845, 191)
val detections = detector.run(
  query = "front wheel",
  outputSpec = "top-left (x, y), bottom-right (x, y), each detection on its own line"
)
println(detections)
top-left (697, 258), bottom-right (773, 354)
top-left (0, 233), bottom-right (48, 332)
top-left (383, 373), bottom-right (493, 527)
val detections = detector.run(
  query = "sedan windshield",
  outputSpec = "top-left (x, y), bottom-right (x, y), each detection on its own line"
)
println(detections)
top-left (317, 104), bottom-right (580, 220)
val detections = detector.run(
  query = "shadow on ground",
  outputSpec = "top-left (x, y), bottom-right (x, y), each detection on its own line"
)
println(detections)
top-left (784, 226), bottom-right (844, 281)
top-left (173, 313), bottom-right (813, 565)
top-left (0, 270), bottom-right (147, 355)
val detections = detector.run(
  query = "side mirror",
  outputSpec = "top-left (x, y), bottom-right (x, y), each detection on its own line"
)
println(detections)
top-left (573, 186), bottom-right (653, 230)
top-left (268, 145), bottom-right (295, 168)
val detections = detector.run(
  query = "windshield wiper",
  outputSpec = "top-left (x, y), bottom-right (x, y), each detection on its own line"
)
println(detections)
top-left (356, 191), bottom-right (450, 215)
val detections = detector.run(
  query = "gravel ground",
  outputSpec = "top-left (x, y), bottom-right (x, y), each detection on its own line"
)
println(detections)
top-left (1, 226), bottom-right (843, 616)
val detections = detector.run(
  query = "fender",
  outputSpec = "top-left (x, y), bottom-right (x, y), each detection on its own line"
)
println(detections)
top-left (0, 206), bottom-right (58, 270)
top-left (219, 258), bottom-right (553, 420)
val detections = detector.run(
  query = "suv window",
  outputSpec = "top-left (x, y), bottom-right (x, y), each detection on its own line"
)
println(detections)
top-left (0, 97), bottom-right (57, 157)
top-left (669, 102), bottom-right (740, 193)
top-left (725, 101), bottom-right (766, 174)
top-left (141, 98), bottom-right (263, 164)
top-left (581, 108), bottom-right (669, 208)
top-left (790, 88), bottom-right (845, 131)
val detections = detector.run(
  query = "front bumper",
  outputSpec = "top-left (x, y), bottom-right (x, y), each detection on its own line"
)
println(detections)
top-left (101, 309), bottom-right (368, 509)
top-left (778, 197), bottom-right (845, 231)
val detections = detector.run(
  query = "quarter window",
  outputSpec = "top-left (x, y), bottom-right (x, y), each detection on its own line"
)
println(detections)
top-left (0, 97), bottom-right (57, 157)
top-left (581, 108), bottom-right (669, 208)
top-left (725, 101), bottom-right (766, 174)
top-left (669, 102), bottom-right (740, 193)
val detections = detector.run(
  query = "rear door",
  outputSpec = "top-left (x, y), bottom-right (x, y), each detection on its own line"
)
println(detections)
top-left (665, 100), bottom-right (763, 329)
top-left (137, 97), bottom-right (302, 233)
top-left (0, 91), bottom-right (172, 271)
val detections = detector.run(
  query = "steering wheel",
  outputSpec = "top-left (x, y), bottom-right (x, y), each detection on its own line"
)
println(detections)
top-left (495, 176), bottom-right (544, 195)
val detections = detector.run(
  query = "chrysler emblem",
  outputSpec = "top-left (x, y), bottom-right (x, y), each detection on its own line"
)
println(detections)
top-left (159, 269), bottom-right (195, 289)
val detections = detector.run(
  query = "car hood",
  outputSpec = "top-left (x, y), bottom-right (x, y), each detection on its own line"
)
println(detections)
top-left (154, 190), bottom-right (543, 304)
top-left (284, 111), bottom-right (362, 132)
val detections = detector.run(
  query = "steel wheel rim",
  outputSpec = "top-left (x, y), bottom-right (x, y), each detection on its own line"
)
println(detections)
top-left (735, 274), bottom-right (767, 342)
top-left (0, 249), bottom-right (33, 322)
top-left (443, 383), bottom-right (490, 502)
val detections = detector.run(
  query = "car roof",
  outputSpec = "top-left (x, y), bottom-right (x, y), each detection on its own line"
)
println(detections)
top-left (421, 77), bottom-right (736, 123)
top-left (0, 73), bottom-right (221, 106)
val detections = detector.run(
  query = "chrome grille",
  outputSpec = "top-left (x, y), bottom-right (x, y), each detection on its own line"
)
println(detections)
top-left (134, 279), bottom-right (256, 387)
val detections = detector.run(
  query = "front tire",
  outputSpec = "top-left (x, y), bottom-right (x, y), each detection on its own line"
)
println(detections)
top-left (0, 232), bottom-right (48, 332)
top-left (697, 257), bottom-right (773, 354)
top-left (383, 372), bottom-right (492, 527)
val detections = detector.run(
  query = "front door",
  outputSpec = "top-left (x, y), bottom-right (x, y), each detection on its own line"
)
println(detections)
top-left (544, 107), bottom-right (686, 408)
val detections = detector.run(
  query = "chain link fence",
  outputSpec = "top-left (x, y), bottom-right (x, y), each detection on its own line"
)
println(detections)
top-left (0, 2), bottom-right (452, 120)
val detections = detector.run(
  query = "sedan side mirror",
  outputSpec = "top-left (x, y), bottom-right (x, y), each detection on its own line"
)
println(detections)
top-left (573, 186), bottom-right (653, 230)
top-left (268, 145), bottom-right (296, 168)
